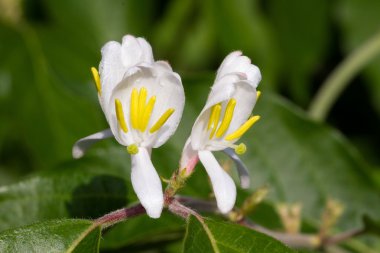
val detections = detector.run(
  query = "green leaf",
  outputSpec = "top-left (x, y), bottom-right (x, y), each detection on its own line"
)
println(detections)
top-left (245, 93), bottom-right (380, 229)
top-left (183, 216), bottom-right (295, 253)
top-left (0, 156), bottom-right (130, 231)
top-left (100, 212), bottom-right (184, 250)
top-left (0, 219), bottom-right (100, 253)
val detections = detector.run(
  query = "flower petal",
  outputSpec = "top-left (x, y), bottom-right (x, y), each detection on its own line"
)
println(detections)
top-left (198, 150), bottom-right (236, 213)
top-left (108, 64), bottom-right (184, 147)
top-left (121, 35), bottom-right (154, 67)
top-left (98, 35), bottom-right (155, 115)
top-left (131, 147), bottom-right (164, 218)
top-left (190, 73), bottom-right (258, 150)
top-left (216, 51), bottom-right (262, 88)
top-left (98, 41), bottom-right (124, 113)
top-left (190, 74), bottom-right (238, 150)
top-left (72, 129), bottom-right (113, 159)
top-left (180, 139), bottom-right (199, 175)
top-left (224, 80), bottom-right (257, 140)
top-left (222, 148), bottom-right (250, 189)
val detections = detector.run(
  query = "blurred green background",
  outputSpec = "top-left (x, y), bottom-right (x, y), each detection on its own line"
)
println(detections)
top-left (1, 0), bottom-right (380, 251)
top-left (1, 0), bottom-right (379, 183)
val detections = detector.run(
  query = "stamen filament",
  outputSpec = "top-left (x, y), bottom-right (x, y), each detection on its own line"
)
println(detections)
top-left (115, 99), bottom-right (128, 133)
top-left (149, 108), bottom-right (175, 133)
top-left (209, 104), bottom-right (221, 139)
top-left (141, 96), bottom-right (156, 131)
top-left (91, 67), bottom-right (101, 94)
top-left (137, 87), bottom-right (147, 130)
top-left (130, 88), bottom-right (139, 129)
top-left (225, 115), bottom-right (260, 141)
top-left (215, 99), bottom-right (236, 138)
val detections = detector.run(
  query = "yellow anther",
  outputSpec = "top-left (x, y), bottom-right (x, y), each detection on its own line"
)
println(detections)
top-left (215, 99), bottom-right (236, 138)
top-left (115, 99), bottom-right (128, 133)
top-left (209, 104), bottom-right (222, 139)
top-left (127, 144), bottom-right (139, 155)
top-left (91, 67), bottom-right (101, 94)
top-left (256, 91), bottom-right (261, 100)
top-left (141, 96), bottom-right (156, 131)
top-left (207, 103), bottom-right (221, 130)
top-left (149, 108), bottom-right (175, 133)
top-left (225, 115), bottom-right (260, 141)
top-left (234, 143), bottom-right (247, 155)
top-left (130, 88), bottom-right (139, 129)
top-left (137, 87), bottom-right (147, 130)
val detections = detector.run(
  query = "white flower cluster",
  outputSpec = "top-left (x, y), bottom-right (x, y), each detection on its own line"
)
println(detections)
top-left (73, 35), bottom-right (261, 218)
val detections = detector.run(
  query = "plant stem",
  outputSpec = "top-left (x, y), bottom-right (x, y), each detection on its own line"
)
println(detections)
top-left (95, 203), bottom-right (145, 228)
top-left (309, 30), bottom-right (380, 121)
top-left (179, 196), bottom-right (364, 250)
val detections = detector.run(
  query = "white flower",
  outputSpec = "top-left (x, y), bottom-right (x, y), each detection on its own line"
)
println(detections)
top-left (73, 35), bottom-right (185, 218)
top-left (180, 51), bottom-right (261, 214)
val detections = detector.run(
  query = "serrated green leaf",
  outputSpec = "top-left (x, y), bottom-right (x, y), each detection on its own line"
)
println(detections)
top-left (183, 216), bottom-right (295, 253)
top-left (0, 219), bottom-right (100, 253)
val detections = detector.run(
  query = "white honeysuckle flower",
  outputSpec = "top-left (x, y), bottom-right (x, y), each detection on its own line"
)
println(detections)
top-left (72, 35), bottom-right (185, 218)
top-left (180, 51), bottom-right (261, 214)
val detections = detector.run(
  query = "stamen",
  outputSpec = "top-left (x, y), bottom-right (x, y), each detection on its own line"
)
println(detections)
top-left (141, 96), bottom-right (156, 131)
top-left (115, 99), bottom-right (128, 133)
top-left (137, 87), bottom-right (147, 130)
top-left (149, 108), bottom-right (175, 133)
top-left (207, 103), bottom-right (221, 130)
top-left (209, 104), bottom-right (221, 139)
top-left (130, 88), bottom-right (139, 129)
top-left (256, 91), bottom-right (261, 100)
top-left (234, 143), bottom-right (247, 155)
top-left (215, 99), bottom-right (236, 138)
top-left (127, 144), bottom-right (139, 155)
top-left (225, 115), bottom-right (260, 141)
top-left (91, 67), bottom-right (101, 94)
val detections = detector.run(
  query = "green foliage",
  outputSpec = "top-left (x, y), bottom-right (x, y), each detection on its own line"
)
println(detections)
top-left (0, 219), bottom-right (100, 253)
top-left (0, 157), bottom-right (130, 231)
top-left (0, 0), bottom-right (380, 252)
top-left (246, 94), bottom-right (380, 229)
top-left (183, 216), bottom-right (295, 253)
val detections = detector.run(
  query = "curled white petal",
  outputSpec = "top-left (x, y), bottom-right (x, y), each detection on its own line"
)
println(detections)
top-left (131, 147), bottom-right (164, 218)
top-left (198, 150), bottom-right (236, 213)
top-left (72, 129), bottom-right (113, 159)
top-left (98, 41), bottom-right (124, 113)
top-left (98, 35), bottom-right (155, 115)
top-left (223, 148), bottom-right (250, 189)
top-left (121, 35), bottom-right (154, 68)
top-left (216, 51), bottom-right (262, 88)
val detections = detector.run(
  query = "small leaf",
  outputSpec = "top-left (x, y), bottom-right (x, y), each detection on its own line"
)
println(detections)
top-left (0, 219), bottom-right (100, 253)
top-left (183, 216), bottom-right (295, 253)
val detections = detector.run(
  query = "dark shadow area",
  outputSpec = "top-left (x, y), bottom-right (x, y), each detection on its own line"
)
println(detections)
top-left (66, 175), bottom-right (128, 219)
